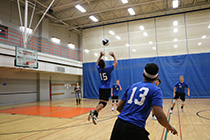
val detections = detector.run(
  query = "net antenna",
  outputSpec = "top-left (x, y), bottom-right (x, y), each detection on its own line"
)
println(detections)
top-left (17, 0), bottom-right (55, 48)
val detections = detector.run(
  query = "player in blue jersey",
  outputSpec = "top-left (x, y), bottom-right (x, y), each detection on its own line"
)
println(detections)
top-left (110, 63), bottom-right (177, 140)
top-left (152, 78), bottom-right (161, 120)
top-left (111, 80), bottom-right (122, 111)
top-left (88, 51), bottom-right (118, 125)
top-left (170, 75), bottom-right (190, 114)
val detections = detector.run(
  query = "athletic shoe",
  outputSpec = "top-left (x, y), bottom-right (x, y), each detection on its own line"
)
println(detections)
top-left (181, 108), bottom-right (184, 112)
top-left (152, 116), bottom-right (157, 120)
top-left (112, 107), bottom-right (114, 111)
top-left (88, 110), bottom-right (94, 121)
top-left (170, 110), bottom-right (173, 114)
top-left (92, 115), bottom-right (97, 125)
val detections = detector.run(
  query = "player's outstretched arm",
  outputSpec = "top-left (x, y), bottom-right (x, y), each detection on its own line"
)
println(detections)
top-left (187, 88), bottom-right (190, 96)
top-left (96, 51), bottom-right (105, 65)
top-left (173, 87), bottom-right (177, 97)
top-left (116, 100), bottom-right (126, 113)
top-left (119, 84), bottom-right (122, 90)
top-left (109, 52), bottom-right (118, 68)
top-left (153, 106), bottom-right (178, 135)
top-left (111, 88), bottom-right (113, 96)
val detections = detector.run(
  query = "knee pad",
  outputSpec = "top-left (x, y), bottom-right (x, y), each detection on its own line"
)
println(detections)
top-left (116, 99), bottom-right (118, 103)
top-left (112, 100), bottom-right (115, 103)
top-left (173, 100), bottom-right (176, 103)
top-left (99, 101), bottom-right (107, 108)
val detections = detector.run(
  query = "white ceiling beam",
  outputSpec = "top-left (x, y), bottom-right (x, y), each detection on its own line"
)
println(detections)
top-left (69, 3), bottom-right (210, 30)
top-left (52, 0), bottom-right (85, 12)
top-left (56, 0), bottom-right (165, 22)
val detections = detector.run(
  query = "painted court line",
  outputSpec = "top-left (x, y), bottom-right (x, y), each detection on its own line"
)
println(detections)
top-left (177, 101), bottom-right (183, 140)
top-left (161, 99), bottom-right (173, 140)
top-left (35, 119), bottom-right (88, 140)
top-left (0, 106), bottom-right (94, 118)
top-left (35, 113), bottom-right (117, 140)
top-left (17, 119), bottom-right (78, 140)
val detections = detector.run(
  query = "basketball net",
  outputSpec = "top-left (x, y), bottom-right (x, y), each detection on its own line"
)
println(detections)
top-left (26, 61), bottom-right (35, 68)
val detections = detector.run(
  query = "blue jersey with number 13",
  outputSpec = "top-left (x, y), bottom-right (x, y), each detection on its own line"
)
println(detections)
top-left (97, 65), bottom-right (114, 89)
top-left (118, 81), bottom-right (163, 128)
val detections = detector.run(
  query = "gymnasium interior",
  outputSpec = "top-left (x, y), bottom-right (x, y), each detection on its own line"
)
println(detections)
top-left (0, 0), bottom-right (210, 140)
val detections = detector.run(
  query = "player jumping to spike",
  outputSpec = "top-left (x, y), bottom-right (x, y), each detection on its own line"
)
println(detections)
top-left (170, 75), bottom-right (190, 114)
top-left (88, 51), bottom-right (118, 125)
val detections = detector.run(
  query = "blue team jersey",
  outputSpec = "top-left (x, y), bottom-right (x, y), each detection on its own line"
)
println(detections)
top-left (97, 65), bottom-right (114, 89)
top-left (175, 81), bottom-right (188, 94)
top-left (118, 81), bottom-right (163, 128)
top-left (112, 84), bottom-right (120, 96)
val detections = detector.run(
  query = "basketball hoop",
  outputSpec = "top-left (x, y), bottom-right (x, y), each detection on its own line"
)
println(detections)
top-left (26, 61), bottom-right (36, 68)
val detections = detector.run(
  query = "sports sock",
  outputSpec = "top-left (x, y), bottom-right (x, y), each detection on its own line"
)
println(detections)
top-left (171, 107), bottom-right (173, 110)
top-left (94, 110), bottom-right (98, 117)
top-left (181, 106), bottom-right (183, 109)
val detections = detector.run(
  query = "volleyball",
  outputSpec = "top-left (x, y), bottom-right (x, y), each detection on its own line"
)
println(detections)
top-left (102, 39), bottom-right (109, 46)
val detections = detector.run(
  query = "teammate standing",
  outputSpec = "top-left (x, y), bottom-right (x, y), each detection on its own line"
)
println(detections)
top-left (74, 82), bottom-right (81, 105)
top-left (110, 63), bottom-right (177, 140)
top-left (170, 75), bottom-right (190, 114)
top-left (152, 78), bottom-right (161, 120)
top-left (111, 80), bottom-right (122, 111)
top-left (88, 51), bottom-right (118, 125)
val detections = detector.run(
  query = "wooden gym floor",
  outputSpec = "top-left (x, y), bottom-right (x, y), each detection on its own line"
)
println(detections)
top-left (0, 98), bottom-right (209, 140)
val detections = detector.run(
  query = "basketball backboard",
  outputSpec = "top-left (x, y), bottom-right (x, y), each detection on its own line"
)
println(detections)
top-left (14, 46), bottom-right (38, 69)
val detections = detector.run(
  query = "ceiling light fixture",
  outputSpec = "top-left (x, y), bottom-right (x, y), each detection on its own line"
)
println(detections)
top-left (89, 15), bottom-right (98, 22)
top-left (132, 49), bottom-right (136, 52)
top-left (84, 49), bottom-right (90, 53)
top-left (139, 25), bottom-right (145, 30)
top-left (121, 0), bottom-right (128, 4)
top-left (68, 43), bottom-right (75, 49)
top-left (109, 31), bottom-right (115, 35)
top-left (51, 37), bottom-right (60, 44)
top-left (94, 53), bottom-right (98, 56)
top-left (75, 5), bottom-right (86, 13)
top-left (128, 8), bottom-right (135, 15)
top-left (174, 28), bottom-right (178, 33)
top-left (202, 35), bottom-right (206, 39)
top-left (143, 32), bottom-right (148, 36)
top-left (172, 0), bottom-right (179, 8)
top-left (173, 21), bottom-right (178, 26)
top-left (115, 36), bottom-right (121, 40)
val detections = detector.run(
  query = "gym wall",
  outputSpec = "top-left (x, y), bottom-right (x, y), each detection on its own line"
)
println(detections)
top-left (82, 9), bottom-right (210, 99)
top-left (0, 70), bottom-right (81, 106)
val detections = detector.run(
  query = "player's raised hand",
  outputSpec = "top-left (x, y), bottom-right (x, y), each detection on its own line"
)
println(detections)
top-left (109, 52), bottom-right (115, 57)
top-left (167, 126), bottom-right (178, 135)
top-left (100, 51), bottom-right (105, 57)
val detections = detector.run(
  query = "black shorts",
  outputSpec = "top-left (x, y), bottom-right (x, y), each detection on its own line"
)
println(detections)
top-left (112, 96), bottom-right (119, 100)
top-left (174, 92), bottom-right (185, 101)
top-left (110, 118), bottom-right (150, 140)
top-left (99, 88), bottom-right (111, 101)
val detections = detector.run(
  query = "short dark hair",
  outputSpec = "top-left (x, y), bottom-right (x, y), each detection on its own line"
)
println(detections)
top-left (156, 78), bottom-right (161, 83)
top-left (144, 63), bottom-right (159, 82)
top-left (98, 59), bottom-right (105, 69)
